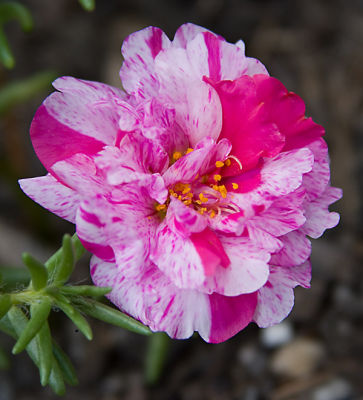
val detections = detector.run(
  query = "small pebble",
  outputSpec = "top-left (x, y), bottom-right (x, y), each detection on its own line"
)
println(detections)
top-left (312, 378), bottom-right (353, 400)
top-left (270, 337), bottom-right (325, 379)
top-left (260, 321), bottom-right (294, 348)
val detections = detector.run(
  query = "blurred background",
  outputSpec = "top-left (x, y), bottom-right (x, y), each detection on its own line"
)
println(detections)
top-left (0, 0), bottom-right (362, 399)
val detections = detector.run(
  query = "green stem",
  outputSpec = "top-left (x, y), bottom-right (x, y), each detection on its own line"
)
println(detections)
top-left (144, 332), bottom-right (170, 385)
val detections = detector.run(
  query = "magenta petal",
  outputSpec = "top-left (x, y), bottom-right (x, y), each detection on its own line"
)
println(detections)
top-left (208, 292), bottom-right (257, 343)
top-left (209, 76), bottom-right (286, 171)
top-left (190, 228), bottom-right (230, 276)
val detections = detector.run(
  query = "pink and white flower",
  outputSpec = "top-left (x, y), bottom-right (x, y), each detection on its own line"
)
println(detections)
top-left (19, 24), bottom-right (342, 343)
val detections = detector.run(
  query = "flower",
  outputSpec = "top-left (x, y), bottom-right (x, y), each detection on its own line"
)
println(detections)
top-left (19, 24), bottom-right (342, 343)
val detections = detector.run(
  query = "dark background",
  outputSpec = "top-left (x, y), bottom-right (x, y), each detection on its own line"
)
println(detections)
top-left (0, 0), bottom-right (362, 399)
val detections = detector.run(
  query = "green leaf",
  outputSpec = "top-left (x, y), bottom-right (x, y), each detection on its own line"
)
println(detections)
top-left (0, 2), bottom-right (33, 31)
top-left (37, 322), bottom-right (53, 386)
top-left (145, 332), bottom-right (170, 385)
top-left (52, 234), bottom-right (74, 286)
top-left (0, 71), bottom-right (56, 114)
top-left (22, 253), bottom-right (48, 291)
top-left (52, 341), bottom-right (78, 386)
top-left (0, 294), bottom-right (12, 320)
top-left (7, 306), bottom-right (66, 395)
top-left (53, 293), bottom-right (92, 340)
top-left (78, 0), bottom-right (95, 12)
top-left (46, 234), bottom-right (85, 277)
top-left (60, 285), bottom-right (111, 298)
top-left (48, 356), bottom-right (66, 396)
top-left (74, 297), bottom-right (151, 336)
top-left (12, 298), bottom-right (52, 354)
top-left (0, 345), bottom-right (10, 369)
top-left (0, 28), bottom-right (14, 69)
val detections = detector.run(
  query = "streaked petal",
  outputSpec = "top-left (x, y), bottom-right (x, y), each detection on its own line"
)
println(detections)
top-left (253, 261), bottom-right (311, 328)
top-left (19, 174), bottom-right (79, 223)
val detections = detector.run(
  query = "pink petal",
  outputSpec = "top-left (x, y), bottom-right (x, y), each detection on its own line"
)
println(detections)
top-left (202, 235), bottom-right (270, 296)
top-left (208, 292), bottom-right (257, 343)
top-left (253, 74), bottom-right (325, 148)
top-left (155, 47), bottom-right (222, 146)
top-left (190, 228), bottom-right (230, 276)
top-left (208, 75), bottom-right (286, 171)
top-left (166, 197), bottom-right (207, 238)
top-left (51, 153), bottom-right (106, 196)
top-left (270, 231), bottom-right (311, 267)
top-left (76, 186), bottom-right (157, 269)
top-left (162, 137), bottom-right (231, 187)
top-left (19, 174), bottom-right (80, 223)
top-left (173, 23), bottom-right (213, 48)
top-left (187, 31), bottom-right (267, 82)
top-left (31, 77), bottom-right (124, 172)
top-left (231, 148), bottom-right (314, 216)
top-left (301, 186), bottom-right (342, 238)
top-left (253, 261), bottom-right (311, 328)
top-left (151, 222), bottom-right (206, 289)
top-left (120, 27), bottom-right (171, 98)
top-left (91, 257), bottom-right (212, 340)
top-left (301, 138), bottom-right (330, 201)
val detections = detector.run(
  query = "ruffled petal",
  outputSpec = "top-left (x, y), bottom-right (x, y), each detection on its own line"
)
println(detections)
top-left (151, 222), bottom-right (206, 289)
top-left (155, 48), bottom-right (222, 146)
top-left (301, 138), bottom-right (330, 201)
top-left (19, 174), bottom-right (79, 223)
top-left (253, 261), bottom-right (311, 328)
top-left (270, 231), bottom-right (311, 267)
top-left (230, 148), bottom-right (314, 217)
top-left (91, 257), bottom-right (212, 340)
top-left (301, 186), bottom-right (342, 238)
top-left (202, 235), bottom-right (270, 296)
top-left (31, 77), bottom-right (123, 172)
top-left (120, 27), bottom-right (171, 98)
top-left (209, 75), bottom-right (286, 172)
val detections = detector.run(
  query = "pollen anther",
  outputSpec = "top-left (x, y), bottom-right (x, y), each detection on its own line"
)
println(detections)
top-left (215, 160), bottom-right (224, 168)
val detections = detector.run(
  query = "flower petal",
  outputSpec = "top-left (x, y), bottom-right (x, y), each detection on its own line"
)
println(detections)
top-left (202, 235), bottom-right (270, 296)
top-left (120, 26), bottom-right (171, 98)
top-left (253, 261), bottom-right (311, 328)
top-left (208, 292), bottom-right (257, 343)
top-left (31, 77), bottom-right (124, 172)
top-left (19, 174), bottom-right (79, 223)
top-left (91, 257), bottom-right (212, 340)
top-left (151, 222), bottom-right (206, 289)
top-left (301, 186), bottom-right (342, 238)
top-left (270, 231), bottom-right (311, 267)
top-left (209, 75), bottom-right (286, 171)
top-left (155, 48), bottom-right (222, 146)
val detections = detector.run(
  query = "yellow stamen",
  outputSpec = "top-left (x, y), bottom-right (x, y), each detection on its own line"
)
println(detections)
top-left (213, 174), bottom-right (222, 182)
top-left (156, 204), bottom-right (166, 211)
top-left (225, 159), bottom-right (231, 166)
top-left (182, 186), bottom-right (191, 194)
top-left (199, 207), bottom-right (207, 215)
top-left (215, 160), bottom-right (224, 168)
top-left (218, 185), bottom-right (228, 198)
top-left (199, 193), bottom-right (208, 203)
top-left (186, 148), bottom-right (194, 154)
top-left (232, 183), bottom-right (239, 190)
top-left (173, 151), bottom-right (182, 161)
top-left (195, 200), bottom-right (202, 205)
top-left (209, 210), bottom-right (216, 218)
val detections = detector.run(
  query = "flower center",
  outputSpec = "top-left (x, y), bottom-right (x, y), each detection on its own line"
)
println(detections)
top-left (155, 150), bottom-right (242, 219)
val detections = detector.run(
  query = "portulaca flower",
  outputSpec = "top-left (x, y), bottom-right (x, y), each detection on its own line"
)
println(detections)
top-left (19, 24), bottom-right (341, 343)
